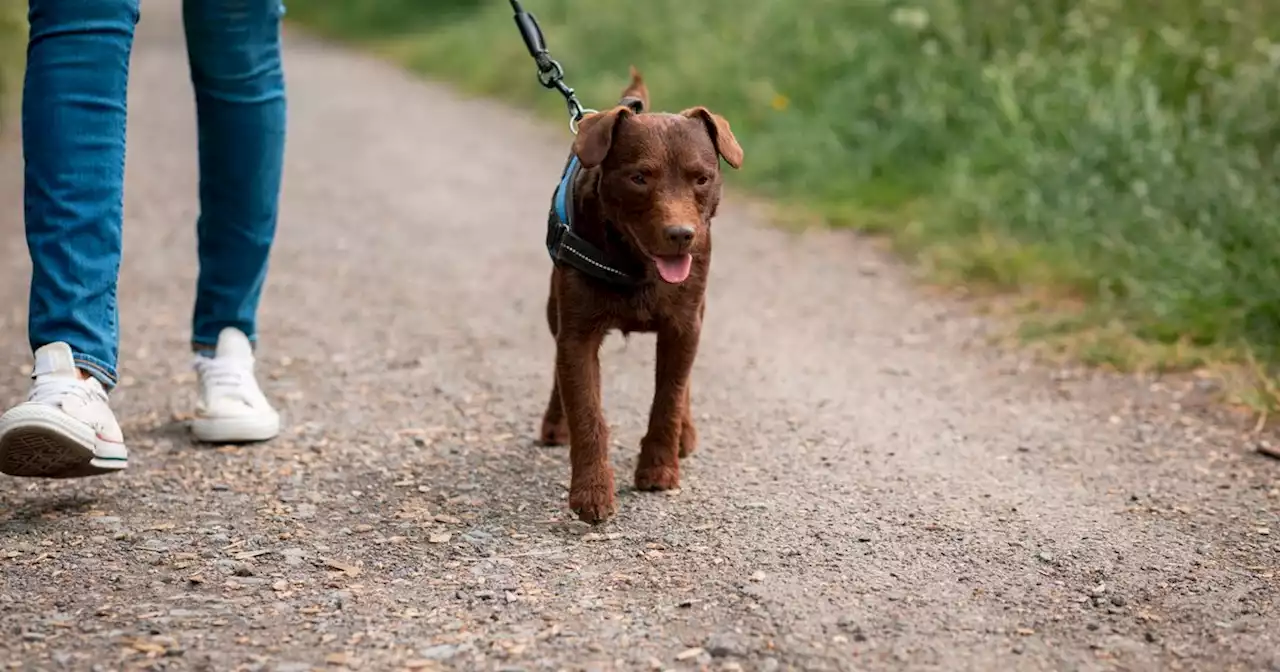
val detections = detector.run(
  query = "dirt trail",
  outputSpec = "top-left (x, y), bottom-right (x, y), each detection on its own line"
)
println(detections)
top-left (1, 7), bottom-right (1276, 672)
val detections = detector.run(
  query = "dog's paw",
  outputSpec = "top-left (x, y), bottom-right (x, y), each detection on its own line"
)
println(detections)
top-left (569, 470), bottom-right (617, 524)
top-left (678, 419), bottom-right (698, 458)
top-left (538, 416), bottom-right (569, 446)
top-left (634, 463), bottom-right (681, 491)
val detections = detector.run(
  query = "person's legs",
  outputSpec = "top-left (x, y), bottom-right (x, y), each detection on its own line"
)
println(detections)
top-left (182, 0), bottom-right (286, 443)
top-left (0, 0), bottom-right (138, 478)
top-left (23, 0), bottom-right (139, 388)
top-left (184, 0), bottom-right (286, 349)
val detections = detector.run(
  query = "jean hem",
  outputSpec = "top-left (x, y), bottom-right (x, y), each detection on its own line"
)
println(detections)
top-left (191, 334), bottom-right (257, 351)
top-left (71, 354), bottom-right (119, 390)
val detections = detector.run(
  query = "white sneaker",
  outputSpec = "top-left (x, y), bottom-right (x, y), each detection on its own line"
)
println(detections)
top-left (0, 342), bottom-right (128, 478)
top-left (191, 327), bottom-right (280, 443)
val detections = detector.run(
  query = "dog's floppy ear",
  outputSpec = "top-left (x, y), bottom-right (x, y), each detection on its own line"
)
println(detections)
top-left (680, 107), bottom-right (743, 169)
top-left (572, 106), bottom-right (635, 168)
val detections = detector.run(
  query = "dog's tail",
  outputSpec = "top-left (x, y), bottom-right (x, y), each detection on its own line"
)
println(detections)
top-left (619, 65), bottom-right (649, 113)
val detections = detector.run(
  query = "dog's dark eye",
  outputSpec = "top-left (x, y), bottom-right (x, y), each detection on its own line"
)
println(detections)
top-left (630, 173), bottom-right (646, 186)
top-left (695, 175), bottom-right (712, 186)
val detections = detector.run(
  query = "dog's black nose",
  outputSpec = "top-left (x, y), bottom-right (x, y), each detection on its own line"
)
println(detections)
top-left (664, 225), bottom-right (695, 245)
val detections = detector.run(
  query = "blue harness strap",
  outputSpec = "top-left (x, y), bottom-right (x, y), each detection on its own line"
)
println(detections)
top-left (546, 153), bottom-right (640, 286)
top-left (552, 155), bottom-right (578, 229)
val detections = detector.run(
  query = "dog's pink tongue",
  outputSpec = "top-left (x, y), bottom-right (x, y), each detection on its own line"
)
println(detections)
top-left (654, 254), bottom-right (693, 284)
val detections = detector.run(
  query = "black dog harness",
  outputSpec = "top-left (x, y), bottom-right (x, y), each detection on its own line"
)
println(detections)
top-left (545, 96), bottom-right (648, 287)
top-left (545, 154), bottom-right (641, 286)
top-left (508, 4), bottom-right (647, 287)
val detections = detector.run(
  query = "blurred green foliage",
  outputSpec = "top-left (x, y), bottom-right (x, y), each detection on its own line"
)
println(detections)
top-left (291, 0), bottom-right (1280, 375)
top-left (0, 0), bottom-right (22, 120)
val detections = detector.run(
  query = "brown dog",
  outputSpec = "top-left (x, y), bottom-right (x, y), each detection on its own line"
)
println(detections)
top-left (537, 68), bottom-right (743, 524)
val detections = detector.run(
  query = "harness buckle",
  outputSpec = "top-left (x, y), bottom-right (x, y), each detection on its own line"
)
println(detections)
top-left (546, 215), bottom-right (569, 263)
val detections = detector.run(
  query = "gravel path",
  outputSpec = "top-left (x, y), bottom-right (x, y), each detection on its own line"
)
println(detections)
top-left (1, 8), bottom-right (1277, 672)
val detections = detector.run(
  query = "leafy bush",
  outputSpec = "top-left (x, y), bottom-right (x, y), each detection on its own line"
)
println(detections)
top-left (287, 0), bottom-right (1280, 373)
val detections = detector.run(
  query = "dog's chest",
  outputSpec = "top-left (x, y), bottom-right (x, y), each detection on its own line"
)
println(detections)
top-left (609, 282), bottom-right (702, 335)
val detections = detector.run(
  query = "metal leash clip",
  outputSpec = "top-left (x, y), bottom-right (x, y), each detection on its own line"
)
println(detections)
top-left (509, 0), bottom-right (596, 133)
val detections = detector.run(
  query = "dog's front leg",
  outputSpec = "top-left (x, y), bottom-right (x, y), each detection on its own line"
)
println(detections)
top-left (636, 323), bottom-right (700, 491)
top-left (556, 327), bottom-right (616, 524)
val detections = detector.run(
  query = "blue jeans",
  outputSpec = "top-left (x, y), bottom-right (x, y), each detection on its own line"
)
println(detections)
top-left (22, 0), bottom-right (287, 389)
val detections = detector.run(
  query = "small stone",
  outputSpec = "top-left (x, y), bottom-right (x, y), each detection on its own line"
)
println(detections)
top-left (749, 571), bottom-right (766, 582)
top-left (675, 648), bottom-right (705, 661)
top-left (293, 503), bottom-right (317, 520)
top-left (168, 609), bottom-right (203, 618)
top-left (327, 590), bottom-right (350, 608)
top-left (140, 539), bottom-right (169, 552)
top-left (836, 617), bottom-right (869, 642)
top-left (1110, 595), bottom-right (1127, 607)
top-left (419, 644), bottom-right (461, 661)
top-left (1037, 551), bottom-right (1053, 563)
top-left (705, 633), bottom-right (747, 658)
top-left (428, 532), bottom-right (452, 544)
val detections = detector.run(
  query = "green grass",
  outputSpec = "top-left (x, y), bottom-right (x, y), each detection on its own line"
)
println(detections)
top-left (285, 0), bottom-right (1280, 408)
top-left (0, 1), bottom-right (21, 123)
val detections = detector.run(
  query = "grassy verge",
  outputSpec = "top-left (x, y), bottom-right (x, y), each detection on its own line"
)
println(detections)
top-left (284, 0), bottom-right (1280, 413)
top-left (0, 1), bottom-right (21, 124)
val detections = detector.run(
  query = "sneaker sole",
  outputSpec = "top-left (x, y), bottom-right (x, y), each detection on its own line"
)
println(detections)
top-left (0, 405), bottom-right (128, 478)
top-left (190, 414), bottom-right (280, 444)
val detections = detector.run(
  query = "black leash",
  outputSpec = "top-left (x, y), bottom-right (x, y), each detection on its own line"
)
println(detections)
top-left (509, 0), bottom-right (596, 133)
top-left (512, 1), bottom-right (645, 286)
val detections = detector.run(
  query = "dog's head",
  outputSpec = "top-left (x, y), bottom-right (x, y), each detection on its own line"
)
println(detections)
top-left (571, 72), bottom-right (743, 285)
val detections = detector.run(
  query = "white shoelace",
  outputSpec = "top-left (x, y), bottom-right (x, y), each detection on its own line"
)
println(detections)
top-left (193, 356), bottom-right (251, 394)
top-left (29, 375), bottom-right (99, 405)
